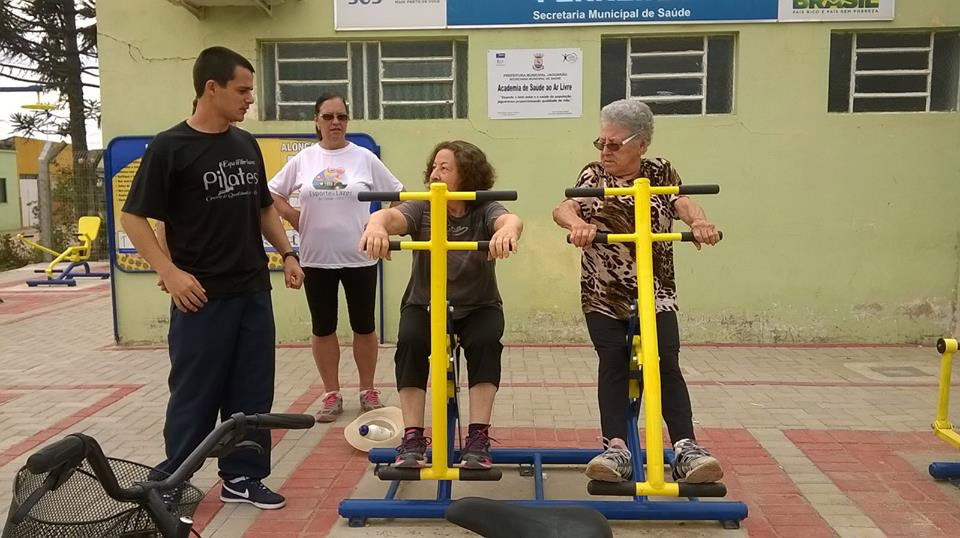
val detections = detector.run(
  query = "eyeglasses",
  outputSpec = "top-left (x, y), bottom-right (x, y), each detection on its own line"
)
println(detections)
top-left (593, 132), bottom-right (642, 152)
top-left (318, 113), bottom-right (349, 122)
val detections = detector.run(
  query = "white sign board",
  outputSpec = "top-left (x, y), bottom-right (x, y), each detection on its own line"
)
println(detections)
top-left (334, 0), bottom-right (446, 31)
top-left (488, 48), bottom-right (582, 120)
top-left (778, 0), bottom-right (894, 22)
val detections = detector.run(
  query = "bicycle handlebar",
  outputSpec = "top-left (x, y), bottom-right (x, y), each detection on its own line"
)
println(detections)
top-left (18, 413), bottom-right (315, 538)
top-left (246, 413), bottom-right (317, 430)
top-left (26, 435), bottom-right (85, 475)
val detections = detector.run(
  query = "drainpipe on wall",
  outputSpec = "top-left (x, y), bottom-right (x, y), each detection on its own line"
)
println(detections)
top-left (37, 141), bottom-right (67, 261)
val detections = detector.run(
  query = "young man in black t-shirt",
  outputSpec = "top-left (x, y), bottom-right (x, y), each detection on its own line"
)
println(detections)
top-left (120, 47), bottom-right (304, 510)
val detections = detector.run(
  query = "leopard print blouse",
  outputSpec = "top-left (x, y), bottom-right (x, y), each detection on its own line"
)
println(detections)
top-left (572, 158), bottom-right (682, 320)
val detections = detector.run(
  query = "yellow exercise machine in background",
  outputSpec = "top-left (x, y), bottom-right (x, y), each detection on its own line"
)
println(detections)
top-left (16, 216), bottom-right (110, 287)
top-left (929, 337), bottom-right (960, 480)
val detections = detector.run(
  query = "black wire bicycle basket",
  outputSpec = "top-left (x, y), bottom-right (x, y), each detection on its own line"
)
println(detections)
top-left (3, 458), bottom-right (203, 538)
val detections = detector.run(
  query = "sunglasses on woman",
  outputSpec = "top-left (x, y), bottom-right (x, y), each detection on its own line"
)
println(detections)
top-left (318, 113), bottom-right (349, 122)
top-left (593, 132), bottom-right (642, 152)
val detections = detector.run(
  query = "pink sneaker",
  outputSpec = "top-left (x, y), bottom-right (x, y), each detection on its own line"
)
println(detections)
top-left (316, 391), bottom-right (343, 423)
top-left (360, 389), bottom-right (384, 412)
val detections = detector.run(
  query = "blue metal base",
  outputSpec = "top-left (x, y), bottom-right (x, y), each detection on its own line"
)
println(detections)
top-left (346, 444), bottom-right (747, 528)
top-left (339, 498), bottom-right (747, 524)
top-left (929, 462), bottom-right (960, 479)
top-left (26, 262), bottom-right (109, 287)
top-left (368, 448), bottom-right (673, 466)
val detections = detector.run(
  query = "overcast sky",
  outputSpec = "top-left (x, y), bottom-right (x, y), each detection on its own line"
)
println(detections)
top-left (0, 82), bottom-right (103, 149)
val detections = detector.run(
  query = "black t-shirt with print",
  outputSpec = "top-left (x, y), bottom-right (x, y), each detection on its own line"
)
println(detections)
top-left (122, 121), bottom-right (272, 297)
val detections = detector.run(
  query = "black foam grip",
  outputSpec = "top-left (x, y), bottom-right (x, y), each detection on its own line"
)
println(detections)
top-left (475, 191), bottom-right (518, 201)
top-left (938, 338), bottom-right (947, 353)
top-left (565, 188), bottom-right (605, 198)
top-left (358, 192), bottom-right (401, 202)
top-left (565, 232), bottom-right (609, 244)
top-left (377, 467), bottom-right (422, 481)
top-left (678, 482), bottom-right (728, 498)
top-left (678, 185), bottom-right (720, 195)
top-left (26, 435), bottom-right (85, 474)
top-left (587, 480), bottom-right (637, 496)
top-left (459, 468), bottom-right (503, 481)
top-left (679, 231), bottom-right (724, 242)
top-left (391, 241), bottom-right (490, 251)
top-left (249, 413), bottom-right (315, 430)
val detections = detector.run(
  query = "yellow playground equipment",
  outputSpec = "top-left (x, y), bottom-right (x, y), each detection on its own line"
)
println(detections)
top-left (929, 337), bottom-right (960, 479)
top-left (16, 216), bottom-right (110, 287)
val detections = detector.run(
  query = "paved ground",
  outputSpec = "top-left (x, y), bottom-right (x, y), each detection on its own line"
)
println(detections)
top-left (2, 262), bottom-right (960, 537)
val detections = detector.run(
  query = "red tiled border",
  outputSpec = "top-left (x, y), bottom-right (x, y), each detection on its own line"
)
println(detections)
top-left (0, 384), bottom-right (143, 468)
top-left (239, 427), bottom-right (834, 538)
top-left (788, 430), bottom-right (960, 537)
top-left (0, 284), bottom-right (111, 324)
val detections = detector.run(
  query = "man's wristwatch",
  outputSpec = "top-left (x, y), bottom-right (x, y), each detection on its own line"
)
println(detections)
top-left (282, 251), bottom-right (299, 263)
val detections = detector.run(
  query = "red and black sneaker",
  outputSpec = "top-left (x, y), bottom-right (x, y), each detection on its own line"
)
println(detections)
top-left (394, 430), bottom-right (430, 468)
top-left (460, 427), bottom-right (494, 469)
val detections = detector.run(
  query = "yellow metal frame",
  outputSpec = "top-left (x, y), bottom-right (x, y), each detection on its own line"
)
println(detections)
top-left (599, 178), bottom-right (695, 497)
top-left (933, 338), bottom-right (960, 448)
top-left (17, 216), bottom-right (102, 278)
top-left (394, 182), bottom-right (490, 481)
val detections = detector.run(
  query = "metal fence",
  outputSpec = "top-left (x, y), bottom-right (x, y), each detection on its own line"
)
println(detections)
top-left (44, 149), bottom-right (107, 261)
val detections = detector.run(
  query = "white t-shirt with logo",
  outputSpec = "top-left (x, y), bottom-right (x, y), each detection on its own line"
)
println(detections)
top-left (268, 142), bottom-right (404, 268)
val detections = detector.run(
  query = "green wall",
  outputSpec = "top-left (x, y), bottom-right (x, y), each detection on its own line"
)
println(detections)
top-left (98, 1), bottom-right (960, 344)
top-left (0, 150), bottom-right (19, 232)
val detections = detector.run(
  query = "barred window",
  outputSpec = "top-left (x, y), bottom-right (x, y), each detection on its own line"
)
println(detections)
top-left (829, 31), bottom-right (960, 113)
top-left (601, 35), bottom-right (735, 115)
top-left (261, 40), bottom-right (468, 121)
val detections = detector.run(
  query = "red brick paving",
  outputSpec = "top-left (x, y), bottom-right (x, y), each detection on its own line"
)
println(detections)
top-left (0, 384), bottom-right (142, 468)
top-left (788, 429), bottom-right (960, 537)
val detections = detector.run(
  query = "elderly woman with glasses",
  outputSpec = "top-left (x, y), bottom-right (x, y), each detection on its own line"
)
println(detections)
top-left (269, 93), bottom-right (404, 423)
top-left (552, 98), bottom-right (722, 485)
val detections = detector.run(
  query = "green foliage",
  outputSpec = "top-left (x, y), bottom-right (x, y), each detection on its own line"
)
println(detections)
top-left (0, 233), bottom-right (41, 271)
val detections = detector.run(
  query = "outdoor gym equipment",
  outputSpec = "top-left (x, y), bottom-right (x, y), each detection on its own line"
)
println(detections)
top-left (929, 337), bottom-right (960, 480)
top-left (16, 216), bottom-right (109, 287)
top-left (339, 178), bottom-right (747, 529)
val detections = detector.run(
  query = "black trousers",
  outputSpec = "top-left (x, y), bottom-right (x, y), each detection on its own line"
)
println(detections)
top-left (395, 305), bottom-right (504, 390)
top-left (156, 290), bottom-right (275, 480)
top-left (302, 265), bottom-right (378, 336)
top-left (585, 310), bottom-right (695, 444)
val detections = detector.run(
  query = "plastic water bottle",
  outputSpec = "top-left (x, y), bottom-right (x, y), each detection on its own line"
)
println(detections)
top-left (359, 424), bottom-right (393, 441)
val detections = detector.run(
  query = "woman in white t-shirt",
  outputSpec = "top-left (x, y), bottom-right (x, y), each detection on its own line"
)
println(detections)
top-left (269, 94), bottom-right (404, 422)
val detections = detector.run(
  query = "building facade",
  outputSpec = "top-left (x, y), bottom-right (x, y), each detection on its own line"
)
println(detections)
top-left (99, 0), bottom-right (960, 344)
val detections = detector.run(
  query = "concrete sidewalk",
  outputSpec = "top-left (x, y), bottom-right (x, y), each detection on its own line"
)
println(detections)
top-left (1, 263), bottom-right (959, 537)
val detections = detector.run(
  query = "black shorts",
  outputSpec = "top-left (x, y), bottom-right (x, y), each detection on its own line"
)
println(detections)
top-left (394, 305), bottom-right (504, 390)
top-left (302, 265), bottom-right (378, 337)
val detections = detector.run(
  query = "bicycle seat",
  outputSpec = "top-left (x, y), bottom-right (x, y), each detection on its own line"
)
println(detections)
top-left (445, 497), bottom-right (612, 538)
